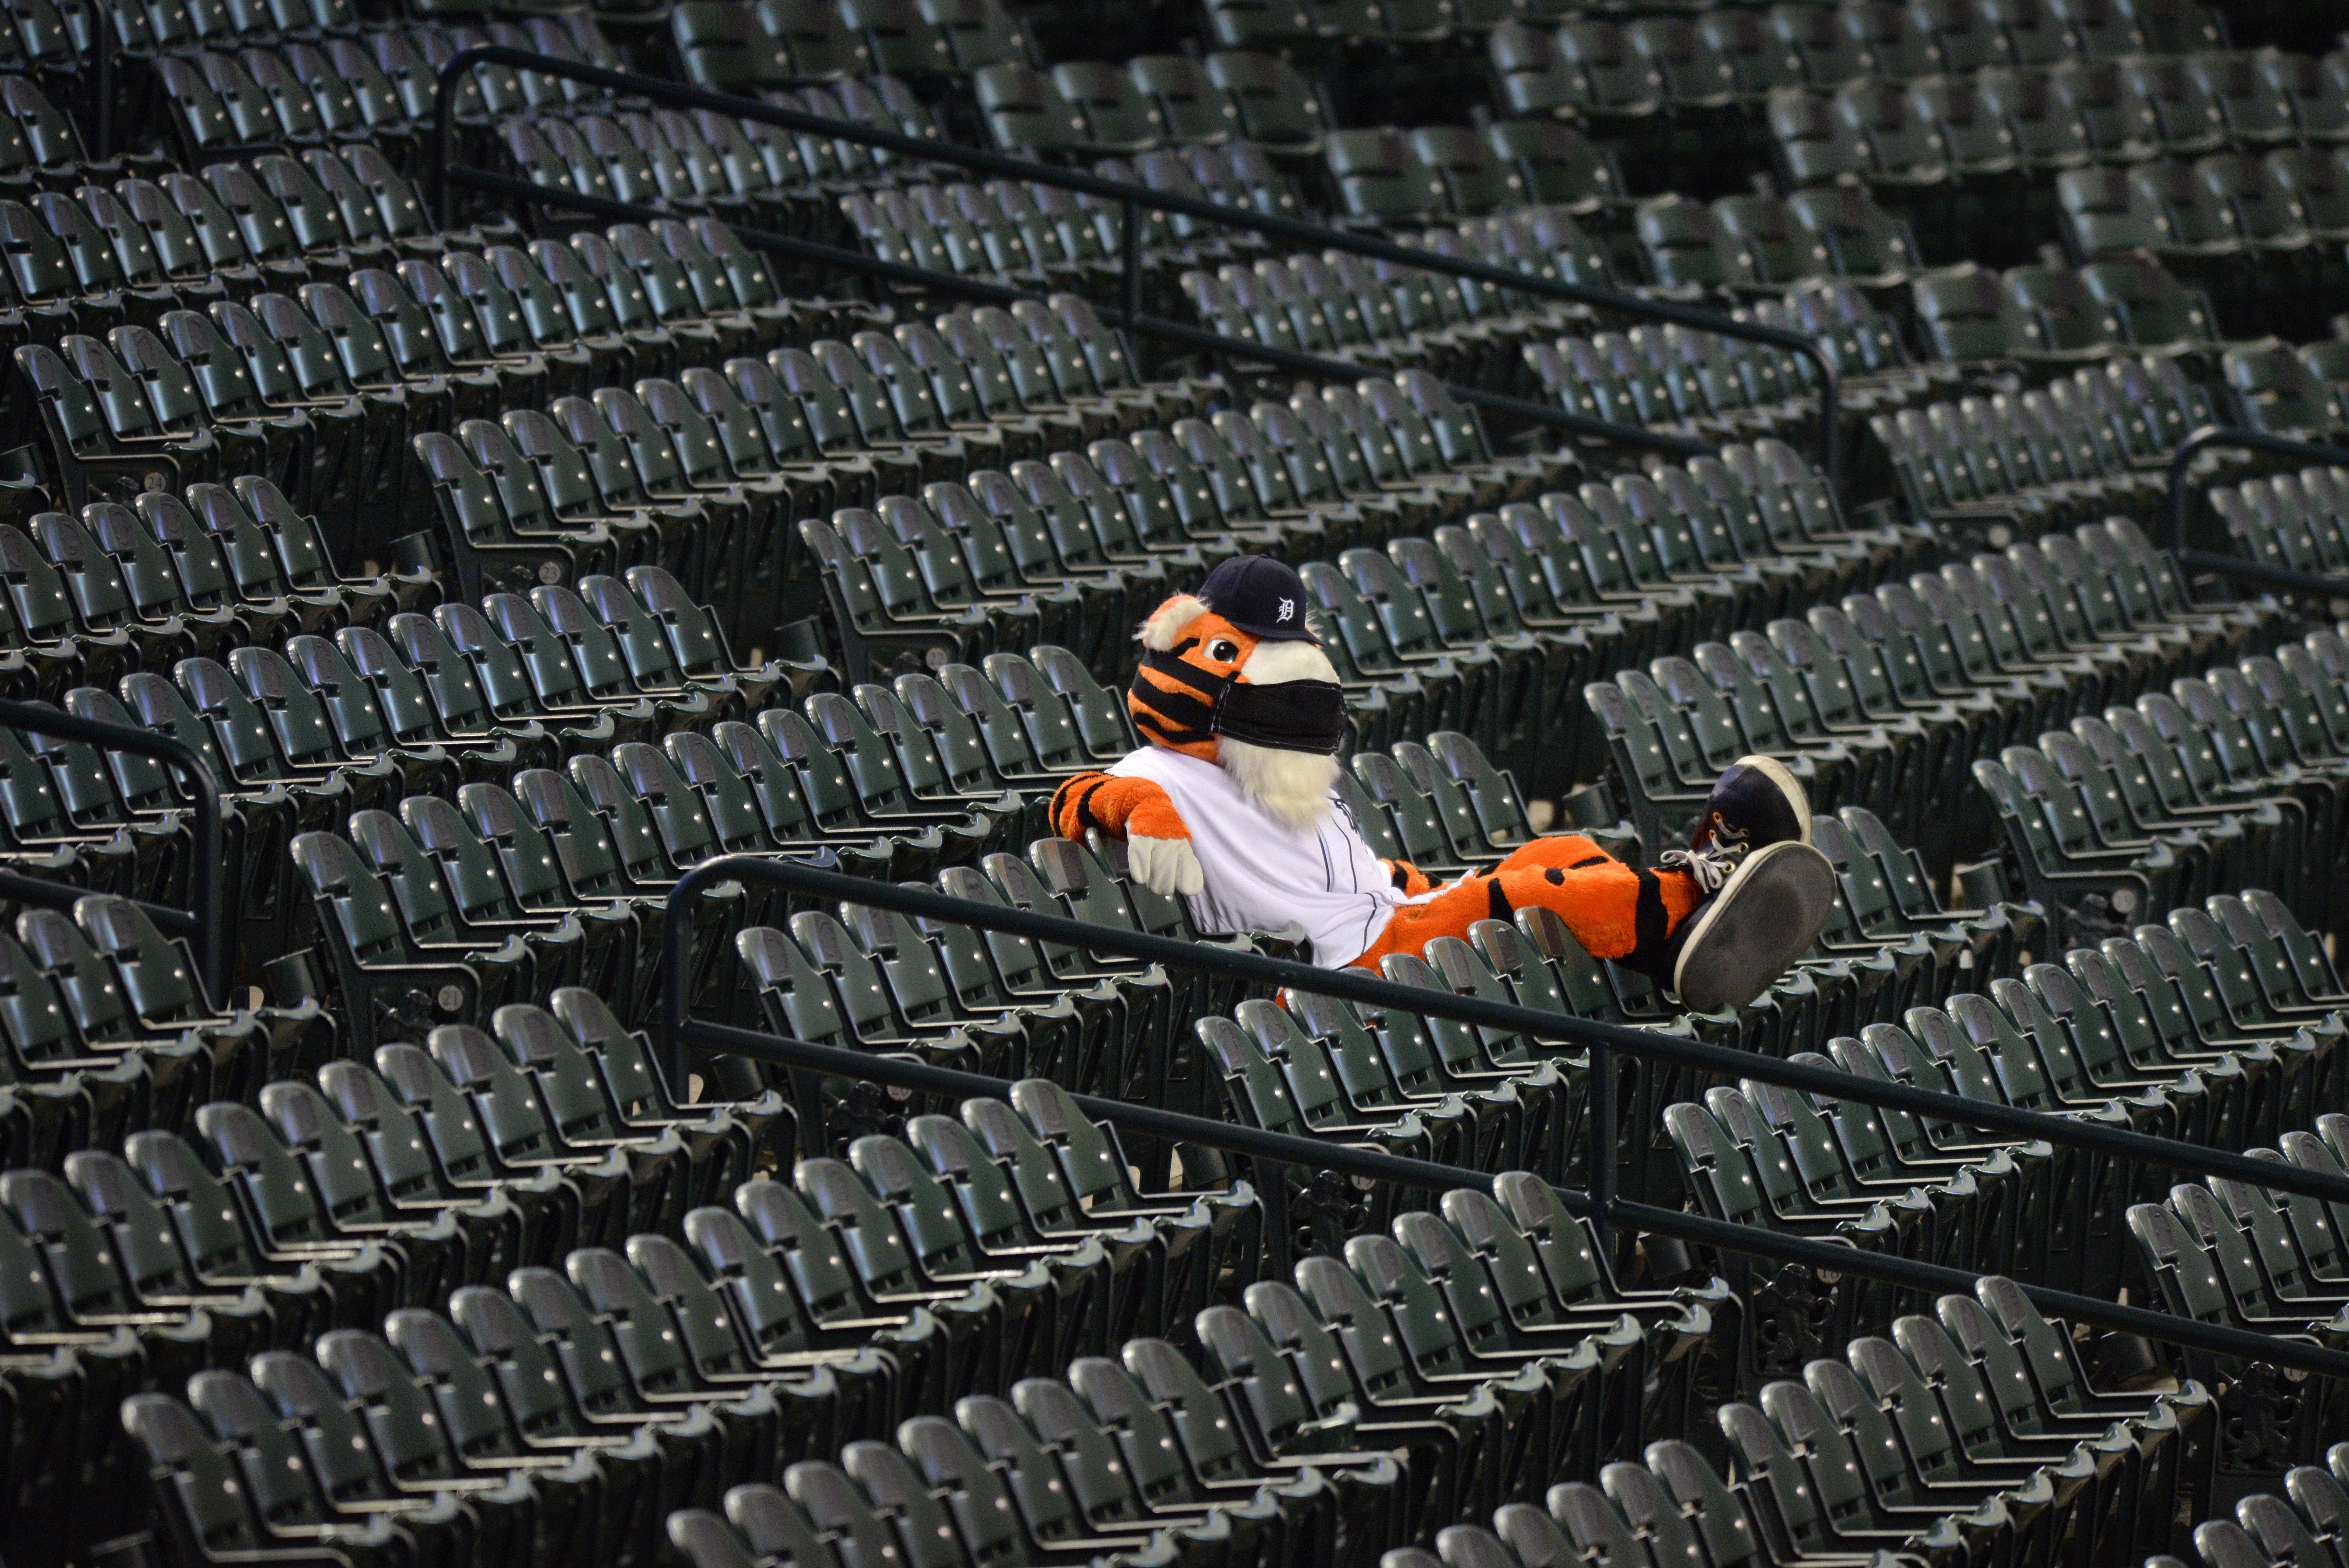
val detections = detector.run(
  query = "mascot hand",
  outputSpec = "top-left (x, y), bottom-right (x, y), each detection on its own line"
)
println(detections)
top-left (1127, 834), bottom-right (1206, 898)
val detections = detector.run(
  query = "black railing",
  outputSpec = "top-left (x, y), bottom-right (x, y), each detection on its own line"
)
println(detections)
top-left (656, 852), bottom-right (2349, 1382)
top-left (2167, 425), bottom-right (2349, 598)
top-left (0, 699), bottom-right (225, 1000)
top-left (425, 45), bottom-right (1842, 479)
top-left (450, 164), bottom-right (1713, 459)
top-left (87, 0), bottom-right (112, 160)
top-left (2172, 550), bottom-right (2349, 600)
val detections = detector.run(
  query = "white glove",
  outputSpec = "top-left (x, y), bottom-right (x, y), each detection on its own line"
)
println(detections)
top-left (1127, 834), bottom-right (1205, 898)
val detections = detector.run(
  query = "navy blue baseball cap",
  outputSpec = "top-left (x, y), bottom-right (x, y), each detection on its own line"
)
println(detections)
top-left (1198, 555), bottom-right (1317, 641)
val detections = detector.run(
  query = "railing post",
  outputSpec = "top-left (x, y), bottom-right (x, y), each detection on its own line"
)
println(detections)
top-left (429, 66), bottom-right (458, 230)
top-left (0, 699), bottom-right (226, 1000)
top-left (90, 5), bottom-right (113, 160)
top-left (1799, 346), bottom-right (1839, 489)
top-left (1587, 1038), bottom-right (1614, 1262)
top-left (659, 859), bottom-right (712, 1102)
top-left (1121, 196), bottom-right (1142, 332)
top-left (2169, 425), bottom-right (2224, 556)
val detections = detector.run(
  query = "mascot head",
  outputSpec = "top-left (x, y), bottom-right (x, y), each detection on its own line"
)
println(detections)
top-left (1128, 556), bottom-right (1348, 831)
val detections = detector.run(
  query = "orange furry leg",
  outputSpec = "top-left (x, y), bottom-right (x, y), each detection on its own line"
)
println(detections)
top-left (1345, 838), bottom-right (1702, 970)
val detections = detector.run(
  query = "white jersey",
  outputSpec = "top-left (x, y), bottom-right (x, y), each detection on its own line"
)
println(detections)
top-left (1106, 746), bottom-right (1435, 967)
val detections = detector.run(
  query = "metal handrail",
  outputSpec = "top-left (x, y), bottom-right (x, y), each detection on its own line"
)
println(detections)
top-left (2167, 424), bottom-right (2349, 555)
top-left (661, 857), bottom-right (2349, 1383)
top-left (657, 854), bottom-right (2349, 1214)
top-left (87, 0), bottom-right (112, 160)
top-left (448, 164), bottom-right (1714, 458)
top-left (425, 44), bottom-right (1842, 480)
top-left (2163, 425), bottom-right (2349, 599)
top-left (0, 699), bottom-right (225, 1000)
top-left (2171, 550), bottom-right (2349, 601)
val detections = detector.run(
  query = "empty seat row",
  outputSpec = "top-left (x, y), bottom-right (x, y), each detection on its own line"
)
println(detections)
top-left (103, 0), bottom-right (602, 63)
top-left (1906, 254), bottom-right (2235, 368)
top-left (290, 725), bottom-right (1002, 1048)
top-left (972, 51), bottom-right (1328, 158)
top-left (632, 1169), bottom-right (2210, 1568)
top-left (665, 0), bottom-right (1033, 93)
top-left (504, 101), bottom-right (947, 233)
top-left (101, 1080), bottom-right (1230, 1568)
top-left (1384, 1269), bottom-right (2211, 1568)
top-left (1676, 889), bottom-right (2346, 1354)
top-left (150, 19), bottom-right (622, 173)
top-left (2130, 1161), bottom-right (2349, 1473)
top-left (1521, 323), bottom-right (1826, 447)
top-left (1979, 624), bottom-right (2349, 939)
top-left (0, 892), bottom-right (324, 1164)
top-left (1314, 123), bottom-right (1632, 229)
top-left (415, 293), bottom-right (1216, 648)
top-left (0, 559), bottom-right (787, 986)
top-left (799, 360), bottom-right (1555, 635)
top-left (1176, 213), bottom-right (1612, 382)
top-left (2170, 1448), bottom-right (2349, 1568)
top-left (2218, 338), bottom-right (2349, 438)
top-left (1591, 513), bottom-right (2277, 869)
top-left (2210, 463), bottom-right (2349, 578)
top-left (818, 418), bottom-right (1912, 781)
top-left (1869, 353), bottom-right (2217, 545)
top-left (1642, 178), bottom-right (2344, 360)
top-left (717, 1188), bottom-right (1701, 1565)
top-left (125, 1146), bottom-right (1697, 1568)
top-left (0, 147), bottom-right (520, 320)
top-left (1772, 52), bottom-right (2348, 192)
top-left (843, 174), bottom-right (1198, 301)
top-left (1630, 183), bottom-right (1923, 300)
top-left (1492, 0), bottom-right (2232, 124)
top-left (2053, 154), bottom-right (2349, 334)
top-left (5, 217), bottom-right (833, 584)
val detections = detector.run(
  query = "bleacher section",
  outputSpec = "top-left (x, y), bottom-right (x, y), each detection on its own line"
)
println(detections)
top-left (4, 0), bottom-right (2349, 1566)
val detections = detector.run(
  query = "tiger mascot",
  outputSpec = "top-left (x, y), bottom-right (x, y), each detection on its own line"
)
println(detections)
top-left (1050, 555), bottom-right (1837, 1012)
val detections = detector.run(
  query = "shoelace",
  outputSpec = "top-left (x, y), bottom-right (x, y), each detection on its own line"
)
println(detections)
top-left (1657, 842), bottom-right (1742, 895)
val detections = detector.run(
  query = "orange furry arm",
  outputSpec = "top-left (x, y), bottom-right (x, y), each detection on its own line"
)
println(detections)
top-left (1051, 771), bottom-right (1192, 843)
top-left (1384, 860), bottom-right (1433, 896)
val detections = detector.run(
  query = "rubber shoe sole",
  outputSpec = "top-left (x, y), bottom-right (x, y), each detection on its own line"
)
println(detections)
top-left (1671, 840), bottom-right (1837, 1013)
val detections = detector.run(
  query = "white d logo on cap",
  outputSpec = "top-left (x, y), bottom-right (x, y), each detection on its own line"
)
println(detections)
top-left (1277, 597), bottom-right (1294, 623)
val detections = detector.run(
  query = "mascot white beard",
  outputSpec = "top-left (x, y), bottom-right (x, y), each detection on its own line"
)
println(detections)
top-left (1220, 730), bottom-right (1342, 833)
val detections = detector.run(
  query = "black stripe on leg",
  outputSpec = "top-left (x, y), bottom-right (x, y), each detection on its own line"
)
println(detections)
top-left (1633, 869), bottom-right (1669, 956)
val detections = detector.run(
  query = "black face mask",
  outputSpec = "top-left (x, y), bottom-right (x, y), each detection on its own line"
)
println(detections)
top-left (1134, 648), bottom-right (1350, 756)
top-left (1213, 676), bottom-right (1349, 754)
